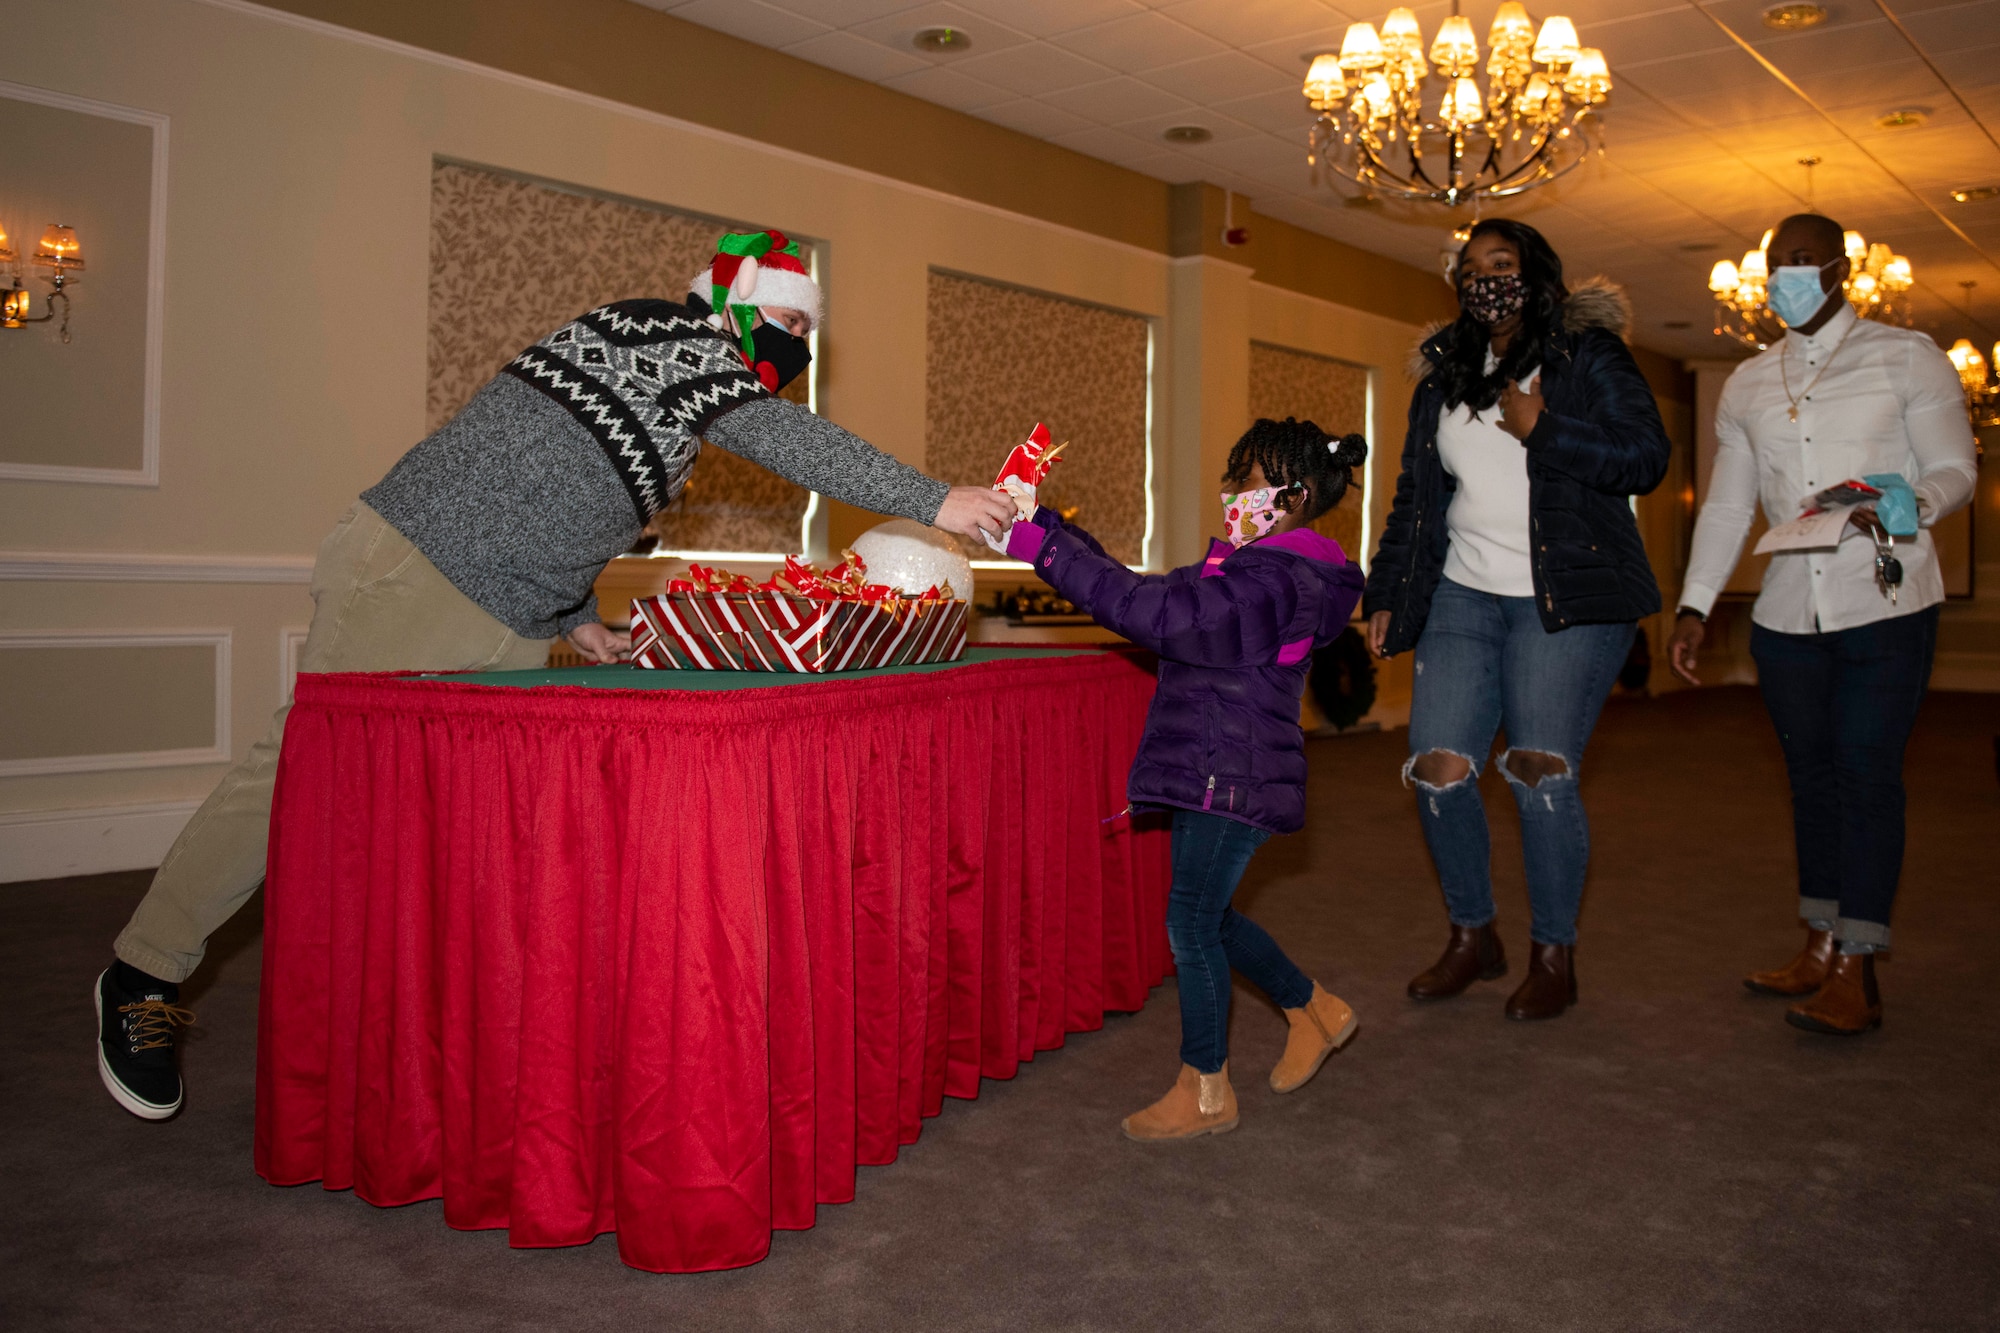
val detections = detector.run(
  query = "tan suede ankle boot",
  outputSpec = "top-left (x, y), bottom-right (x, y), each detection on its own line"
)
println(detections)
top-left (1270, 983), bottom-right (1358, 1093)
top-left (1121, 1063), bottom-right (1239, 1141)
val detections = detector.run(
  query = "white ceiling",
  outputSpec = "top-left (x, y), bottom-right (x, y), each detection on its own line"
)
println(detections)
top-left (633, 0), bottom-right (2000, 361)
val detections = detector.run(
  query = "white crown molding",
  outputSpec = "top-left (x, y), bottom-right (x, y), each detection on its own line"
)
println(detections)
top-left (0, 629), bottom-right (231, 776)
top-left (190, 0), bottom-right (1170, 268)
top-left (0, 80), bottom-right (168, 489)
top-left (0, 798), bottom-right (203, 883)
top-left (0, 551), bottom-right (313, 582)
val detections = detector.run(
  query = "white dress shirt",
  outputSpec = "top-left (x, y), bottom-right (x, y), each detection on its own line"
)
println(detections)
top-left (1680, 303), bottom-right (1978, 634)
top-left (1437, 352), bottom-right (1537, 597)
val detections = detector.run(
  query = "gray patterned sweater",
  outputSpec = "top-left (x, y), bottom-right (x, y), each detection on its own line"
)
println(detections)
top-left (362, 300), bottom-right (948, 638)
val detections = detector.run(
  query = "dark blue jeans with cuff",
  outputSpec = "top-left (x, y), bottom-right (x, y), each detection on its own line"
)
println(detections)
top-left (1404, 578), bottom-right (1634, 948)
top-left (1751, 604), bottom-right (1938, 951)
top-left (1167, 808), bottom-right (1313, 1074)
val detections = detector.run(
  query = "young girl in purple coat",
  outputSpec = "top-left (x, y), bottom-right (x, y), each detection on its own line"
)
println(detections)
top-left (1003, 418), bottom-right (1370, 1140)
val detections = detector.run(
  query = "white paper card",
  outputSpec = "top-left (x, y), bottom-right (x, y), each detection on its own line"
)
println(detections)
top-left (1754, 505), bottom-right (1853, 555)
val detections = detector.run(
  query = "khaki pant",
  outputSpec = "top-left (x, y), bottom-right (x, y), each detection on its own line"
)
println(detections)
top-left (115, 503), bottom-right (552, 982)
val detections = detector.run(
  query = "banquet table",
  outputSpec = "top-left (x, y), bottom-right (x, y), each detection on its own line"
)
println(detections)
top-left (253, 646), bottom-right (1172, 1272)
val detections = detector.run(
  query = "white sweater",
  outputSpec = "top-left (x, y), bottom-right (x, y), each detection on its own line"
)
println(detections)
top-left (1437, 358), bottom-right (1538, 598)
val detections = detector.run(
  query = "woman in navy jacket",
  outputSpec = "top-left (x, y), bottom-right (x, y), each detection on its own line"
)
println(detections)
top-left (1363, 218), bottom-right (1670, 1021)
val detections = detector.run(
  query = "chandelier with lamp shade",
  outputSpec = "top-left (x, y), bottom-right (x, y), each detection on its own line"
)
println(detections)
top-left (1301, 1), bottom-right (1611, 207)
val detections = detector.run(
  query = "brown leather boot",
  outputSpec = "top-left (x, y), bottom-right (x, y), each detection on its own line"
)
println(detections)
top-left (1504, 942), bottom-right (1576, 1021)
top-left (1121, 1063), bottom-right (1239, 1141)
top-left (1745, 928), bottom-right (1836, 996)
top-left (1270, 983), bottom-right (1358, 1093)
top-left (1786, 952), bottom-right (1882, 1035)
top-left (1407, 922), bottom-right (1508, 999)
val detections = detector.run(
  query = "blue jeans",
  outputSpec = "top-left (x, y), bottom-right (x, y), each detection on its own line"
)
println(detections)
top-left (1405, 579), bottom-right (1634, 947)
top-left (1167, 809), bottom-right (1313, 1074)
top-left (1750, 605), bottom-right (1937, 948)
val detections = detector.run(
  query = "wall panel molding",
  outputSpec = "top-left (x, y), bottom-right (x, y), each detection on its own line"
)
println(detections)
top-left (280, 625), bottom-right (308, 704)
top-left (0, 551), bottom-right (313, 581)
top-left (0, 630), bottom-right (231, 776)
top-left (0, 80), bottom-right (168, 488)
top-left (0, 798), bottom-right (200, 883)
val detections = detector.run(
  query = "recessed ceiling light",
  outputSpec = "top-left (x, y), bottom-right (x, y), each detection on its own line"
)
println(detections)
top-left (1679, 242), bottom-right (1719, 252)
top-left (1876, 106), bottom-right (1932, 129)
top-left (912, 27), bottom-right (972, 54)
top-left (1162, 125), bottom-right (1213, 144)
top-left (1761, 3), bottom-right (1827, 30)
top-left (1950, 185), bottom-right (2000, 203)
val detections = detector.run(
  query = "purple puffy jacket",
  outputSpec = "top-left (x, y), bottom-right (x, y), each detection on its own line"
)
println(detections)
top-left (1008, 509), bottom-right (1366, 834)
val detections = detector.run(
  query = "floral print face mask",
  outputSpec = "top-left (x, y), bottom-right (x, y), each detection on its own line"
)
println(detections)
top-left (1459, 270), bottom-right (1528, 325)
top-left (1220, 485), bottom-right (1297, 548)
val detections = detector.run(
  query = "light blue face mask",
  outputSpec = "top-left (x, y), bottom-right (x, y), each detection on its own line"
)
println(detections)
top-left (1768, 259), bottom-right (1840, 327)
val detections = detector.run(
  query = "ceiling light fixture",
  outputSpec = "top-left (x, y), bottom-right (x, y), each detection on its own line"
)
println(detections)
top-left (911, 27), bottom-right (972, 54)
top-left (1161, 125), bottom-right (1213, 144)
top-left (1949, 185), bottom-right (2000, 203)
top-left (1874, 106), bottom-right (1931, 129)
top-left (1760, 3), bottom-right (1827, 30)
top-left (1303, 2), bottom-right (1611, 208)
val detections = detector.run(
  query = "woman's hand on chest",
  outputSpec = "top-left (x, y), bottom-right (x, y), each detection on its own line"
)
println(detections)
top-left (1497, 372), bottom-right (1545, 441)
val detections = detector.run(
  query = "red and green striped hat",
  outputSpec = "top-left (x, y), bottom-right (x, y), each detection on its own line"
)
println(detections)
top-left (689, 230), bottom-right (818, 356)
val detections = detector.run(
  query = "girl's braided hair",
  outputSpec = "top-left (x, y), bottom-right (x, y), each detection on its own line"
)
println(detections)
top-left (1224, 417), bottom-right (1369, 523)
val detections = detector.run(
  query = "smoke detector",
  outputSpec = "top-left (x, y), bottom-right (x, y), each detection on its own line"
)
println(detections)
top-left (1761, 4), bottom-right (1827, 30)
top-left (911, 27), bottom-right (972, 54)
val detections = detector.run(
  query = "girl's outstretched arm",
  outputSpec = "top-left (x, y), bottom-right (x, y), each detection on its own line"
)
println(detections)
top-left (1006, 510), bottom-right (1301, 667)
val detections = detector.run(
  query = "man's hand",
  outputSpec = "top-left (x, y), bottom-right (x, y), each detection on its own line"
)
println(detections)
top-left (1846, 504), bottom-right (1887, 541)
top-left (932, 486), bottom-right (1016, 542)
top-left (567, 622), bottom-right (630, 664)
top-left (1667, 611), bottom-right (1705, 686)
top-left (1497, 373), bottom-right (1545, 441)
top-left (1366, 610), bottom-right (1393, 659)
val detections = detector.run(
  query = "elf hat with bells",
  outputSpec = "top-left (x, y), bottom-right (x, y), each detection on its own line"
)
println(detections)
top-left (688, 230), bottom-right (819, 356)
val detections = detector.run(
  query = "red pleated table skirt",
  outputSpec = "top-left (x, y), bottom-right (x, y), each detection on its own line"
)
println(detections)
top-left (253, 647), bottom-right (1171, 1272)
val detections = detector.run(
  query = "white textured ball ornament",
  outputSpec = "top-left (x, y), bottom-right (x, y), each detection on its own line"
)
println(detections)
top-left (850, 519), bottom-right (974, 598)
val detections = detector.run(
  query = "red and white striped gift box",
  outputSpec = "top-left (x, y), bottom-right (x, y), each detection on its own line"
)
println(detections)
top-left (630, 591), bottom-right (969, 673)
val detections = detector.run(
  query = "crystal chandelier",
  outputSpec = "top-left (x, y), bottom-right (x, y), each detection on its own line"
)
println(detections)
top-left (1706, 226), bottom-right (1914, 350)
top-left (1302, 2), bottom-right (1611, 207)
top-left (1947, 339), bottom-right (2000, 428)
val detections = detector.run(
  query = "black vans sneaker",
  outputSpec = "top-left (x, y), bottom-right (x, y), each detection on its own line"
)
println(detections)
top-left (96, 965), bottom-right (194, 1120)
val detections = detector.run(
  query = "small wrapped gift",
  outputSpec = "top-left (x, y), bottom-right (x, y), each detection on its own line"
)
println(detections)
top-left (631, 553), bottom-right (968, 672)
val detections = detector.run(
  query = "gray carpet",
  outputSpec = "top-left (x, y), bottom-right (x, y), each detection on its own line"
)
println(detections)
top-left (5, 686), bottom-right (1997, 1332)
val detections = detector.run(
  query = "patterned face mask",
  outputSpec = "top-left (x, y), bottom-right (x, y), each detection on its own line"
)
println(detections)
top-left (1220, 486), bottom-right (1297, 548)
top-left (1459, 270), bottom-right (1528, 325)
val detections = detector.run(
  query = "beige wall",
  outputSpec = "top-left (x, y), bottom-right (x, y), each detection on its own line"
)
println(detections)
top-left (0, 91), bottom-right (157, 474)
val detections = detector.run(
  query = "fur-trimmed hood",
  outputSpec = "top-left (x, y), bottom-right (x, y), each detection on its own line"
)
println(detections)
top-left (1406, 275), bottom-right (1631, 379)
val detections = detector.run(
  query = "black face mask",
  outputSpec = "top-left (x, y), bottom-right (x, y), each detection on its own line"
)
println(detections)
top-left (747, 319), bottom-right (811, 393)
top-left (1459, 270), bottom-right (1528, 326)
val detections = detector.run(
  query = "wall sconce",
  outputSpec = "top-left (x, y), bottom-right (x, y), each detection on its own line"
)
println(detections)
top-left (0, 222), bottom-right (84, 343)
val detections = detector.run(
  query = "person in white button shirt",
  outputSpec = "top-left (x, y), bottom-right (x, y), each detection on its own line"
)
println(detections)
top-left (1668, 212), bottom-right (1977, 1037)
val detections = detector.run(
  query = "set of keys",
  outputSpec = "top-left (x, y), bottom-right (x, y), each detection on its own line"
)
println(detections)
top-left (1872, 529), bottom-right (1903, 604)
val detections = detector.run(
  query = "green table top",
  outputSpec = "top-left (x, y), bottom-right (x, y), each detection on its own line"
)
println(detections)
top-left (424, 645), bottom-right (1097, 691)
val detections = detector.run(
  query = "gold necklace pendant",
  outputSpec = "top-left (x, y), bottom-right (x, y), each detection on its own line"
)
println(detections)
top-left (1788, 405), bottom-right (1799, 422)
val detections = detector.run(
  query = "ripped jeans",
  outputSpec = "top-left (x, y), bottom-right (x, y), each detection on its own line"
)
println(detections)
top-left (1404, 578), bottom-right (1634, 947)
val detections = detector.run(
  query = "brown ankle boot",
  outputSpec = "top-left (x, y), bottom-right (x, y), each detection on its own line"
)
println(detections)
top-left (1121, 1063), bottom-right (1239, 1141)
top-left (1270, 983), bottom-right (1358, 1093)
top-left (1504, 942), bottom-right (1576, 1020)
top-left (1786, 952), bottom-right (1882, 1035)
top-left (1745, 928), bottom-right (1836, 996)
top-left (1408, 922), bottom-right (1507, 999)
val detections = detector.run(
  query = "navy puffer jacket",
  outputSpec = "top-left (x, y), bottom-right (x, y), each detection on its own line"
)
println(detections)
top-left (1362, 278), bottom-right (1670, 655)
top-left (1011, 512), bottom-right (1365, 834)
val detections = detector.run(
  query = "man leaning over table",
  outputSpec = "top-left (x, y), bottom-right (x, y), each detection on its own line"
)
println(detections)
top-left (1667, 212), bottom-right (1977, 1037)
top-left (93, 231), bottom-right (1017, 1121)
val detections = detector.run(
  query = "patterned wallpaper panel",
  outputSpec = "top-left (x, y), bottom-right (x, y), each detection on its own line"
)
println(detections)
top-left (427, 162), bottom-right (810, 555)
top-left (926, 271), bottom-right (1150, 565)
top-left (1247, 341), bottom-right (1370, 563)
